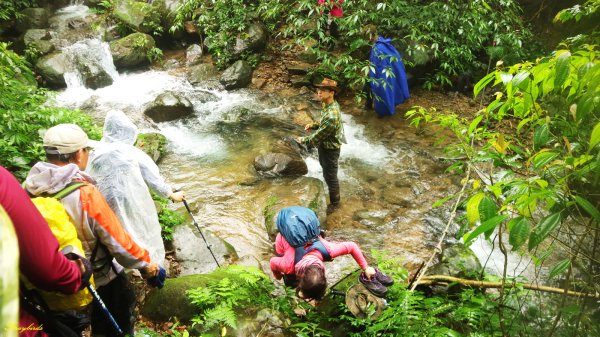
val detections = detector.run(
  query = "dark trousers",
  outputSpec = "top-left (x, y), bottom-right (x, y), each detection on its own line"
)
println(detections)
top-left (91, 272), bottom-right (136, 337)
top-left (318, 146), bottom-right (341, 205)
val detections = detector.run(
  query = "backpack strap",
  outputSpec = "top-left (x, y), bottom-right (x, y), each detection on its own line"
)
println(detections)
top-left (52, 182), bottom-right (86, 200)
top-left (293, 239), bottom-right (332, 265)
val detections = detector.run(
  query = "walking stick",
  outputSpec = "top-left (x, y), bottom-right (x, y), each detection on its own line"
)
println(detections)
top-left (182, 199), bottom-right (221, 267)
top-left (87, 284), bottom-right (123, 336)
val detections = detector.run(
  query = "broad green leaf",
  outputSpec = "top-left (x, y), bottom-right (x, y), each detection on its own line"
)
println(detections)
top-left (554, 51), bottom-right (571, 88)
top-left (512, 70), bottom-right (530, 89)
top-left (528, 212), bottom-right (561, 251)
top-left (590, 122), bottom-right (600, 150)
top-left (474, 72), bottom-right (495, 97)
top-left (468, 115), bottom-right (483, 135)
top-left (466, 192), bottom-right (485, 226)
top-left (576, 96), bottom-right (593, 122)
top-left (464, 215), bottom-right (508, 245)
top-left (531, 151), bottom-right (559, 170)
top-left (548, 259), bottom-right (570, 279)
top-left (508, 216), bottom-right (529, 250)
top-left (500, 73), bottom-right (513, 85)
top-left (574, 196), bottom-right (600, 223)
top-left (478, 196), bottom-right (498, 222)
top-left (533, 124), bottom-right (550, 150)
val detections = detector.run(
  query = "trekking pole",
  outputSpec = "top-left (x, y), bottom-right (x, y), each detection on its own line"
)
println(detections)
top-left (182, 199), bottom-right (221, 267)
top-left (86, 284), bottom-right (123, 337)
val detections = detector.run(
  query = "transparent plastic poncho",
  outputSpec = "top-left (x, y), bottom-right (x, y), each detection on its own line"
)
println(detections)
top-left (87, 110), bottom-right (171, 265)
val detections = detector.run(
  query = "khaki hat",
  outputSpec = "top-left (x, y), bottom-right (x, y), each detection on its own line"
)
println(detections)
top-left (314, 78), bottom-right (340, 93)
top-left (43, 124), bottom-right (97, 155)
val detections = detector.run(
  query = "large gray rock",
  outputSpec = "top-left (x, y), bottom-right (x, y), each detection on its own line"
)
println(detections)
top-left (109, 32), bottom-right (156, 69)
top-left (220, 60), bottom-right (252, 90)
top-left (254, 153), bottom-right (308, 177)
top-left (187, 63), bottom-right (218, 84)
top-left (77, 57), bottom-right (113, 89)
top-left (23, 29), bottom-right (55, 55)
top-left (16, 8), bottom-right (50, 33)
top-left (233, 22), bottom-right (267, 55)
top-left (144, 91), bottom-right (194, 123)
top-left (172, 224), bottom-right (237, 276)
top-left (185, 44), bottom-right (203, 66)
top-left (113, 0), bottom-right (163, 34)
top-left (35, 52), bottom-right (68, 88)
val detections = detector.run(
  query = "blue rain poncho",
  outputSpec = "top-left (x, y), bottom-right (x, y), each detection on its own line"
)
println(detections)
top-left (369, 36), bottom-right (410, 116)
top-left (87, 110), bottom-right (173, 265)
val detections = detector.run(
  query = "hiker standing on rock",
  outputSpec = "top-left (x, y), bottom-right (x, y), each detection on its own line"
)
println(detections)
top-left (88, 110), bottom-right (185, 267)
top-left (296, 78), bottom-right (343, 214)
top-left (24, 124), bottom-right (164, 337)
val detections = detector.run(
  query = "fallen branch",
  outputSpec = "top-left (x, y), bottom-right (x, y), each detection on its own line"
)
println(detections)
top-left (418, 275), bottom-right (600, 299)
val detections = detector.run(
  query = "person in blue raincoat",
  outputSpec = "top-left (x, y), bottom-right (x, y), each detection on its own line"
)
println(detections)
top-left (365, 30), bottom-right (410, 117)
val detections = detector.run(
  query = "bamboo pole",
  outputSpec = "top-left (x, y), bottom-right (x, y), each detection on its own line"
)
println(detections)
top-left (418, 275), bottom-right (600, 299)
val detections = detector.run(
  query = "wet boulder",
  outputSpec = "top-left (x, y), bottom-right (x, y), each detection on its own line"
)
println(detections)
top-left (23, 29), bottom-right (55, 56)
top-left (109, 32), bottom-right (156, 70)
top-left (254, 153), bottom-right (308, 177)
top-left (135, 132), bottom-right (167, 163)
top-left (144, 91), bottom-right (194, 123)
top-left (430, 245), bottom-right (482, 278)
top-left (185, 44), bottom-right (203, 66)
top-left (171, 224), bottom-right (237, 276)
top-left (262, 176), bottom-right (327, 240)
top-left (35, 51), bottom-right (68, 88)
top-left (233, 22), bottom-right (267, 55)
top-left (220, 60), bottom-right (252, 90)
top-left (16, 8), bottom-right (50, 33)
top-left (113, 0), bottom-right (163, 34)
top-left (187, 63), bottom-right (218, 84)
top-left (76, 57), bottom-right (114, 89)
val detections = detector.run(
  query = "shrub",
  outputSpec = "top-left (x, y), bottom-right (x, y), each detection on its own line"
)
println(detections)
top-left (0, 43), bottom-right (100, 180)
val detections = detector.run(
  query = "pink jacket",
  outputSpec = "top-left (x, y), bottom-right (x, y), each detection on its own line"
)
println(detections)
top-left (318, 0), bottom-right (343, 17)
top-left (270, 233), bottom-right (368, 279)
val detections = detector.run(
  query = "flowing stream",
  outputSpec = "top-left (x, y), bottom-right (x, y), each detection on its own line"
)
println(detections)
top-left (47, 4), bottom-right (532, 280)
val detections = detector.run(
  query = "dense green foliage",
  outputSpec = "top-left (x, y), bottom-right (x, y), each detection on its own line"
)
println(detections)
top-left (0, 0), bottom-right (36, 22)
top-left (0, 43), bottom-right (100, 180)
top-left (403, 3), bottom-right (600, 335)
top-left (172, 0), bottom-right (534, 90)
top-left (186, 265), bottom-right (292, 334)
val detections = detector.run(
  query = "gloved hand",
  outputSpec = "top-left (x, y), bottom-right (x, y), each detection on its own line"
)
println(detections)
top-left (147, 266), bottom-right (167, 289)
top-left (141, 261), bottom-right (159, 279)
top-left (169, 191), bottom-right (185, 202)
top-left (64, 251), bottom-right (93, 291)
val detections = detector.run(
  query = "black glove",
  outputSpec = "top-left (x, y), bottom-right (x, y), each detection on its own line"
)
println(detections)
top-left (64, 251), bottom-right (93, 291)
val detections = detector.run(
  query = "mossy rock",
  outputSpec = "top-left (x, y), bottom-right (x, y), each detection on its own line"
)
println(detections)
top-left (135, 132), bottom-right (167, 163)
top-left (141, 267), bottom-right (268, 323)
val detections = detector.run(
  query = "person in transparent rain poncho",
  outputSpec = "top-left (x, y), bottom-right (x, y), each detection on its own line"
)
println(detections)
top-left (87, 110), bottom-right (185, 266)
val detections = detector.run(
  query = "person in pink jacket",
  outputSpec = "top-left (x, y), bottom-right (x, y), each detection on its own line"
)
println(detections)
top-left (318, 0), bottom-right (343, 39)
top-left (270, 232), bottom-right (392, 300)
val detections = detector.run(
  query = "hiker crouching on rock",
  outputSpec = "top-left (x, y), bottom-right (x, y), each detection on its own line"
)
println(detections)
top-left (269, 206), bottom-right (392, 301)
top-left (24, 124), bottom-right (164, 337)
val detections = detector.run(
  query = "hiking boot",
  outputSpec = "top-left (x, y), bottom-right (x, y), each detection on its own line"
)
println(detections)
top-left (359, 272), bottom-right (388, 297)
top-left (374, 268), bottom-right (394, 286)
top-left (326, 203), bottom-right (340, 215)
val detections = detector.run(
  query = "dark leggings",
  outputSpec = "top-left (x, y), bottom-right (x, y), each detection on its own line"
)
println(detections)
top-left (91, 272), bottom-right (136, 337)
top-left (318, 146), bottom-right (341, 205)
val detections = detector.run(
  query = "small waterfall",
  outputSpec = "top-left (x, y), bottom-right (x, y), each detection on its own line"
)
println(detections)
top-left (62, 39), bottom-right (119, 89)
top-left (470, 234), bottom-right (538, 279)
